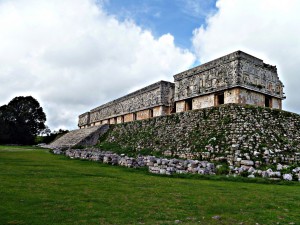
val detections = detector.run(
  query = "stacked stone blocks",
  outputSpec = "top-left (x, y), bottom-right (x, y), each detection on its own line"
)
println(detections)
top-left (103, 104), bottom-right (300, 167)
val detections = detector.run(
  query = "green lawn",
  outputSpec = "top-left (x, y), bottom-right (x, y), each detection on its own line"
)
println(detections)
top-left (0, 146), bottom-right (299, 225)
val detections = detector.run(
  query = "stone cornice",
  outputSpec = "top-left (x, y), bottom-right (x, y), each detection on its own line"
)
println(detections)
top-left (90, 80), bottom-right (174, 112)
top-left (173, 51), bottom-right (277, 81)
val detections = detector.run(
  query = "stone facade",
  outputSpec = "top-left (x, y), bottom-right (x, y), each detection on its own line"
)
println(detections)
top-left (79, 51), bottom-right (285, 128)
top-left (174, 51), bottom-right (284, 112)
top-left (79, 81), bottom-right (174, 128)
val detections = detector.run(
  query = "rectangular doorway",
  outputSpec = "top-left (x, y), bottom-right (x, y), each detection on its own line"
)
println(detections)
top-left (265, 96), bottom-right (272, 108)
top-left (185, 98), bottom-right (193, 111)
top-left (216, 93), bottom-right (224, 106)
top-left (149, 109), bottom-right (153, 118)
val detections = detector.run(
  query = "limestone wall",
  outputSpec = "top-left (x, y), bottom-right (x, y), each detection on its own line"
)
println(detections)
top-left (192, 94), bottom-right (215, 110)
top-left (79, 81), bottom-right (174, 127)
top-left (224, 88), bottom-right (240, 104)
top-left (175, 100), bottom-right (185, 112)
top-left (102, 104), bottom-right (300, 166)
top-left (78, 112), bottom-right (90, 127)
top-left (173, 51), bottom-right (284, 103)
top-left (239, 89), bottom-right (265, 106)
top-left (175, 86), bottom-right (283, 113)
top-left (272, 98), bottom-right (282, 109)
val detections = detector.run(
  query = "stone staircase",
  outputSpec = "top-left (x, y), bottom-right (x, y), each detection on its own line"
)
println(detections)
top-left (46, 125), bottom-right (109, 149)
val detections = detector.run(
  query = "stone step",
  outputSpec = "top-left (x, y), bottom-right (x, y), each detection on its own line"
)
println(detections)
top-left (46, 125), bottom-right (109, 149)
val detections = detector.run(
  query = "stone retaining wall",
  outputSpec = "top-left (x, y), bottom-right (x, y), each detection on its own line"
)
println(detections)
top-left (102, 104), bottom-right (300, 167)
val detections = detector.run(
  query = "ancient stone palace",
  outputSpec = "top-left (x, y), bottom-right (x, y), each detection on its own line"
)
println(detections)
top-left (78, 50), bottom-right (285, 128)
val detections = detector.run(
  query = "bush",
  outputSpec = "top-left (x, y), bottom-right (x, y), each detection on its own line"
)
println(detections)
top-left (216, 164), bottom-right (230, 175)
top-left (240, 171), bottom-right (250, 177)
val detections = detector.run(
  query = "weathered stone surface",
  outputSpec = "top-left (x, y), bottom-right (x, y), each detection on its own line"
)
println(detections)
top-left (45, 125), bottom-right (109, 148)
top-left (241, 160), bottom-right (254, 166)
top-left (104, 104), bottom-right (300, 167)
top-left (51, 149), bottom-right (300, 181)
top-left (283, 174), bottom-right (293, 181)
top-left (174, 51), bottom-right (284, 102)
top-left (52, 148), bottom-right (216, 176)
top-left (79, 81), bottom-right (174, 127)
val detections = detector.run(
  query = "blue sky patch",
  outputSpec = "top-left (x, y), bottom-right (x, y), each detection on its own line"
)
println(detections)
top-left (99, 0), bottom-right (218, 49)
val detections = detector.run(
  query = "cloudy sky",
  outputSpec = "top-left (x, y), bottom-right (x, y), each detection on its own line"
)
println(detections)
top-left (0, 0), bottom-right (299, 131)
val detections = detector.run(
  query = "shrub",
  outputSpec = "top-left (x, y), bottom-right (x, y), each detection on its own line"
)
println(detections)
top-left (216, 164), bottom-right (230, 175)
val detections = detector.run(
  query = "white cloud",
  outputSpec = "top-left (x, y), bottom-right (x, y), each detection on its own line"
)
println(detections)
top-left (192, 0), bottom-right (300, 114)
top-left (0, 0), bottom-right (195, 130)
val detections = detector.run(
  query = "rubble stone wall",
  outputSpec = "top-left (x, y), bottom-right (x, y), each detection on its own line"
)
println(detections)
top-left (102, 104), bottom-right (300, 167)
top-left (52, 149), bottom-right (300, 181)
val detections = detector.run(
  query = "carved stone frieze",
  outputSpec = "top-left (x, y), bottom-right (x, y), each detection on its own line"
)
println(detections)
top-left (239, 58), bottom-right (283, 97)
top-left (78, 112), bottom-right (90, 127)
top-left (174, 51), bottom-right (284, 102)
top-left (174, 60), bottom-right (238, 101)
top-left (80, 81), bottom-right (174, 125)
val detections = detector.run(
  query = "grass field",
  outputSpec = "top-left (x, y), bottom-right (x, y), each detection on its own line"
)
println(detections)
top-left (0, 146), bottom-right (299, 225)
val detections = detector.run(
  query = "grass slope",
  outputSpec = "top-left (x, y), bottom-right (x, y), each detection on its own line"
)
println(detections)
top-left (0, 146), bottom-right (299, 225)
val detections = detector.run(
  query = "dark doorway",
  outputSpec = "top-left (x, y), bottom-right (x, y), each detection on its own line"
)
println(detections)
top-left (170, 104), bottom-right (176, 113)
top-left (185, 98), bottom-right (193, 111)
top-left (216, 93), bottom-right (225, 105)
top-left (149, 109), bottom-right (153, 118)
top-left (265, 96), bottom-right (272, 108)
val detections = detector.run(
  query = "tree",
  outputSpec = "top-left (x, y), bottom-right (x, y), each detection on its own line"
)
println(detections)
top-left (0, 105), bottom-right (14, 143)
top-left (0, 96), bottom-right (46, 145)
